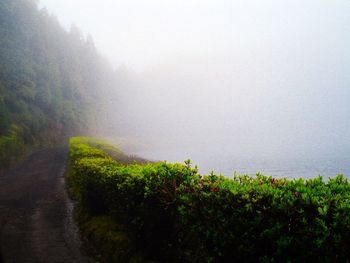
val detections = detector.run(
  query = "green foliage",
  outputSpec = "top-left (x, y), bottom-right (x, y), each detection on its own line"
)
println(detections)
top-left (0, 0), bottom-right (115, 168)
top-left (68, 137), bottom-right (350, 262)
top-left (76, 210), bottom-right (148, 263)
top-left (0, 124), bottom-right (25, 170)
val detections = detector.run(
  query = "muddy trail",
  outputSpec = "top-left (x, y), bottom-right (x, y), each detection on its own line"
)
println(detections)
top-left (0, 148), bottom-right (92, 263)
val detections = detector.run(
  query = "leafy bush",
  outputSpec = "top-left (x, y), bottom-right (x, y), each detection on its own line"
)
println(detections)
top-left (0, 124), bottom-right (25, 171)
top-left (68, 137), bottom-right (350, 262)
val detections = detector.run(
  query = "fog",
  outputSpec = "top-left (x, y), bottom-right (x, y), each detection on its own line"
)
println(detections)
top-left (40, 0), bottom-right (350, 175)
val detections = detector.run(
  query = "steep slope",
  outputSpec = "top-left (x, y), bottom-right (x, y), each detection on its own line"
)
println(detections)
top-left (0, 0), bottom-right (116, 169)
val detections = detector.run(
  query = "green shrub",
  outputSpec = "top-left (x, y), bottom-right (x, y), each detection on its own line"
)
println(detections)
top-left (77, 213), bottom-right (147, 263)
top-left (68, 137), bottom-right (350, 262)
top-left (0, 124), bottom-right (25, 170)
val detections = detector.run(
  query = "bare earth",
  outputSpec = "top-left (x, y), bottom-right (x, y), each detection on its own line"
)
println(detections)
top-left (0, 148), bottom-right (92, 263)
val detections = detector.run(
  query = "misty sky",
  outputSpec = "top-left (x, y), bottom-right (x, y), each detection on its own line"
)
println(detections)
top-left (40, 0), bottom-right (350, 70)
top-left (39, 0), bottom-right (350, 173)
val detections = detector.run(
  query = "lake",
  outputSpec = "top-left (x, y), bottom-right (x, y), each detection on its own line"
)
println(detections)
top-left (130, 148), bottom-right (350, 179)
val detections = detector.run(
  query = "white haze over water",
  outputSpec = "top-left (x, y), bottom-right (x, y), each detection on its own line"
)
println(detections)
top-left (40, 0), bottom-right (350, 177)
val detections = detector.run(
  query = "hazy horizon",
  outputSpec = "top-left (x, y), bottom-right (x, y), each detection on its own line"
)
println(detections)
top-left (39, 0), bottom-right (350, 175)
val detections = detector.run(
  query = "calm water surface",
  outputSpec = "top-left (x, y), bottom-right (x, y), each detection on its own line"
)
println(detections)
top-left (131, 148), bottom-right (350, 179)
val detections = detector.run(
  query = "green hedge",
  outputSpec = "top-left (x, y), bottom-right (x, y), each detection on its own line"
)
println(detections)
top-left (68, 137), bottom-right (350, 262)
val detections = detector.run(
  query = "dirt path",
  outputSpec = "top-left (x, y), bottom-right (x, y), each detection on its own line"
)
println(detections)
top-left (0, 148), bottom-right (92, 263)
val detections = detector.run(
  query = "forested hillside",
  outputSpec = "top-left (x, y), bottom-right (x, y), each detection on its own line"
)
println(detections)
top-left (0, 0), bottom-right (116, 169)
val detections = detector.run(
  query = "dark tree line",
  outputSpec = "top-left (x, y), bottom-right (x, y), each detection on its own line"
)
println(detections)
top-left (0, 0), bottom-right (116, 168)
